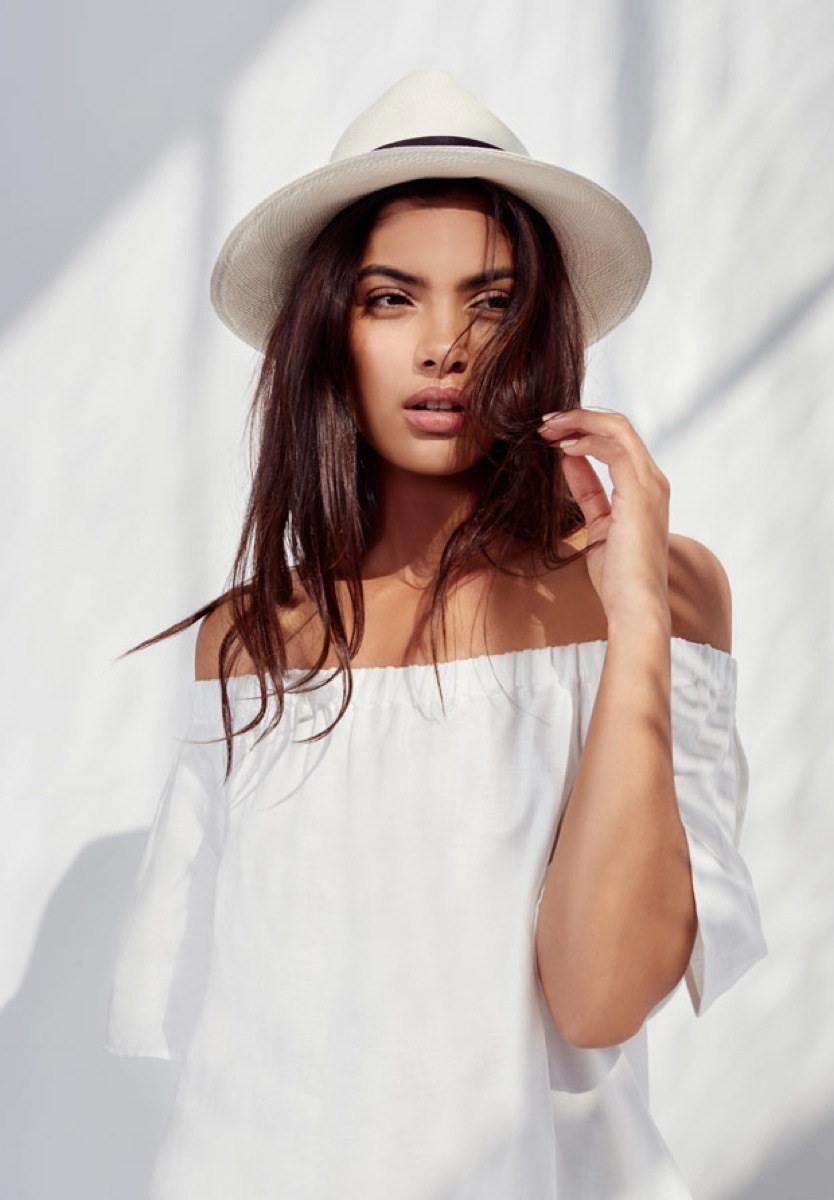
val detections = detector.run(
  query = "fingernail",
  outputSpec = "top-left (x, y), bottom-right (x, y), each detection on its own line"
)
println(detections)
top-left (558, 439), bottom-right (579, 449)
top-left (540, 411), bottom-right (566, 422)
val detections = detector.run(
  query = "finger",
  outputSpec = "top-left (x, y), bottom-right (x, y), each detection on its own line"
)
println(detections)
top-left (559, 452), bottom-right (611, 529)
top-left (551, 435), bottom-right (666, 506)
top-left (538, 409), bottom-right (642, 451)
top-left (539, 411), bottom-right (665, 497)
top-left (547, 431), bottom-right (634, 477)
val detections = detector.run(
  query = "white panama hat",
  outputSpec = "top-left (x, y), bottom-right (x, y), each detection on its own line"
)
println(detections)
top-left (210, 69), bottom-right (651, 351)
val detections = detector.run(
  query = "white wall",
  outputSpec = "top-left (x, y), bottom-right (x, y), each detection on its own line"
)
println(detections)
top-left (1, 1), bottom-right (831, 1196)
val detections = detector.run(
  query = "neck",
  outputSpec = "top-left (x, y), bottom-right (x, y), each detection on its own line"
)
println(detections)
top-left (361, 462), bottom-right (484, 585)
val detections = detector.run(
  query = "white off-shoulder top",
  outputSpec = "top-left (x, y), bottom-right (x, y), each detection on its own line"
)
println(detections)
top-left (107, 639), bottom-right (767, 1200)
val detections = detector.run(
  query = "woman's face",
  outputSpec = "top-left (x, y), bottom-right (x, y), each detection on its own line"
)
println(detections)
top-left (349, 196), bottom-right (515, 478)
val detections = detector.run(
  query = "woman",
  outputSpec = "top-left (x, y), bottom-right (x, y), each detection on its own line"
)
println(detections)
top-left (108, 70), bottom-right (766, 1199)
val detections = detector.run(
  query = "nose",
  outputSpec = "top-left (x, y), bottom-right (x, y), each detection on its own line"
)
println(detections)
top-left (415, 311), bottom-right (469, 378)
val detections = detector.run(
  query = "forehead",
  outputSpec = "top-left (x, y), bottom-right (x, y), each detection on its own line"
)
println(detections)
top-left (361, 196), bottom-right (514, 265)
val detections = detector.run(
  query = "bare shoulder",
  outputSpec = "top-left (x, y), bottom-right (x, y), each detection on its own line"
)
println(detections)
top-left (195, 598), bottom-right (256, 680)
top-left (514, 534), bottom-right (732, 654)
top-left (195, 574), bottom-right (321, 679)
top-left (668, 533), bottom-right (733, 654)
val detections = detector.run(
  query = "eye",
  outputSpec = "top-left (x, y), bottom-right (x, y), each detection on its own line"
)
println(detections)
top-left (471, 290), bottom-right (513, 316)
top-left (362, 289), bottom-right (413, 313)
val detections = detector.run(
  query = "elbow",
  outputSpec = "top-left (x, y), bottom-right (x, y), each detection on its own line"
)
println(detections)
top-left (537, 943), bottom-right (653, 1048)
top-left (537, 952), bottom-right (686, 1048)
top-left (535, 882), bottom-right (697, 1049)
top-left (545, 993), bottom-right (646, 1049)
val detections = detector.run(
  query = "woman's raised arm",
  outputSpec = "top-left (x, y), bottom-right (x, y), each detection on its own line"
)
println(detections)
top-left (534, 409), bottom-right (731, 1047)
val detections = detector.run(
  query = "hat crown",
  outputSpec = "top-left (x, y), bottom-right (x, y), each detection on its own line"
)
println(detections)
top-left (329, 69), bottom-right (529, 163)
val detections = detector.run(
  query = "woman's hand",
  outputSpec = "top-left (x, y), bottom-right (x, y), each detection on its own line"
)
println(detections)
top-left (539, 408), bottom-right (670, 635)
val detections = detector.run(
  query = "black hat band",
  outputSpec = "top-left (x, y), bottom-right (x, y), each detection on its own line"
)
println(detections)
top-left (374, 135), bottom-right (502, 151)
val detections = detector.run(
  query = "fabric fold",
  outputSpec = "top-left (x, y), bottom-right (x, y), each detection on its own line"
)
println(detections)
top-left (106, 705), bottom-right (227, 1060)
top-left (669, 659), bottom-right (767, 1014)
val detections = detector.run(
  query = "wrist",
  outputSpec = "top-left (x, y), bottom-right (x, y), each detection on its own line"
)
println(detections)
top-left (604, 595), bottom-right (671, 646)
top-left (602, 610), bottom-right (673, 717)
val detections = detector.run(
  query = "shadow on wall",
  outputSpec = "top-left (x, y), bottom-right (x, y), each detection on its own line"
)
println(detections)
top-left (726, 1112), bottom-right (834, 1200)
top-left (0, 834), bottom-right (177, 1200)
top-left (1, 0), bottom-right (298, 332)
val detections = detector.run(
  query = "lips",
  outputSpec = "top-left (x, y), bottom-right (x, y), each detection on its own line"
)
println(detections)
top-left (405, 387), bottom-right (466, 412)
top-left (403, 387), bottom-right (467, 435)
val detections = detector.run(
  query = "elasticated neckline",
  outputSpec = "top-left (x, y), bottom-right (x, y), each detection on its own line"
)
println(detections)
top-left (189, 637), bottom-right (737, 720)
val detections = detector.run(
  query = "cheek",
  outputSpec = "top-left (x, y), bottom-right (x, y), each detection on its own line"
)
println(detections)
top-left (350, 326), bottom-right (402, 401)
top-left (348, 347), bottom-right (373, 425)
top-left (348, 334), bottom-right (388, 439)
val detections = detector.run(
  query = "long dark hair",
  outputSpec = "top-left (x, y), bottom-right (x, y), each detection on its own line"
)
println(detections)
top-left (134, 178), bottom-right (586, 773)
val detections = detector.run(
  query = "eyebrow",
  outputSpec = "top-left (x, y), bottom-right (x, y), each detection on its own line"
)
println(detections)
top-left (356, 265), bottom-right (517, 290)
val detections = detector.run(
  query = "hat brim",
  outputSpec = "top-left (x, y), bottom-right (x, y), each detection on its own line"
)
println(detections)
top-left (210, 146), bottom-right (651, 351)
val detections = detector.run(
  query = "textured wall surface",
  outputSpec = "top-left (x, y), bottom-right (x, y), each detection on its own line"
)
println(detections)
top-left (1, 2), bottom-right (831, 1196)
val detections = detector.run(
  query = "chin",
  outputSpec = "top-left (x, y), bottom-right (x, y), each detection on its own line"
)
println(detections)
top-left (401, 448), bottom-right (487, 479)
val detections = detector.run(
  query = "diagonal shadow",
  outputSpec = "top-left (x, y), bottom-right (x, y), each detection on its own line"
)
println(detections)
top-left (0, 0), bottom-right (300, 332)
top-left (724, 1106), bottom-right (834, 1200)
top-left (0, 833), bottom-right (178, 1200)
top-left (653, 261), bottom-right (834, 450)
top-left (612, 0), bottom-right (659, 222)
